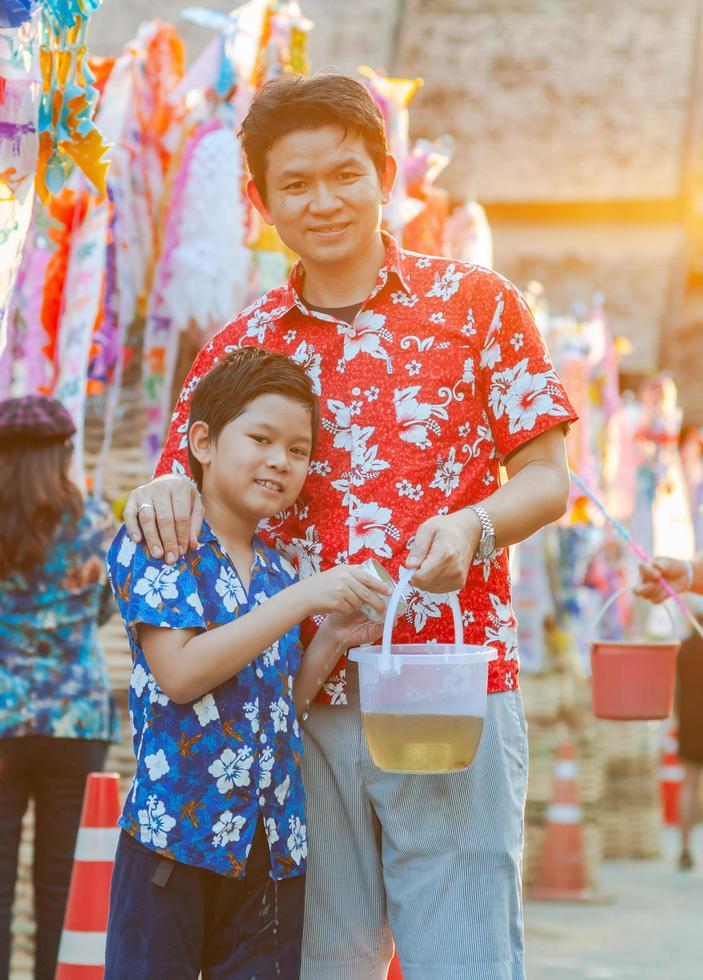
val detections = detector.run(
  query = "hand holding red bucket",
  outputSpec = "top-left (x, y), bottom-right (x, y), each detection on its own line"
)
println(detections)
top-left (590, 585), bottom-right (680, 720)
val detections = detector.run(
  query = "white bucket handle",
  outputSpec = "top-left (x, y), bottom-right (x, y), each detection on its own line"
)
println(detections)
top-left (379, 567), bottom-right (464, 672)
top-left (591, 584), bottom-right (677, 644)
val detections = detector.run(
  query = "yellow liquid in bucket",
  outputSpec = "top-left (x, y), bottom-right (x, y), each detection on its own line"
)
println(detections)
top-left (361, 713), bottom-right (484, 772)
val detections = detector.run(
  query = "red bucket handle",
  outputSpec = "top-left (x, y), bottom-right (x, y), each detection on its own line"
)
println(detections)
top-left (590, 584), bottom-right (678, 644)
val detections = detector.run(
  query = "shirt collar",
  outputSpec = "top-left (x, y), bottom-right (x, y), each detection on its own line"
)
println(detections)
top-left (197, 520), bottom-right (280, 577)
top-left (286, 231), bottom-right (414, 314)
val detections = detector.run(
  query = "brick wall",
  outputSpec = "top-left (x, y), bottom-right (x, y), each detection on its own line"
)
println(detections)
top-left (395, 0), bottom-right (697, 204)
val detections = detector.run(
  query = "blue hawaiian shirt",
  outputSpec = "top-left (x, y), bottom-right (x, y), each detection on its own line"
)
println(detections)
top-left (106, 521), bottom-right (308, 880)
top-left (0, 498), bottom-right (118, 741)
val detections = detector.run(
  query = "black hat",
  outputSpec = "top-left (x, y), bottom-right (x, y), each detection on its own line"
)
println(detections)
top-left (0, 395), bottom-right (76, 449)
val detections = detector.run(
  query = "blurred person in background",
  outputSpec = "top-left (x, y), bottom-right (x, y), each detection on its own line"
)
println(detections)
top-left (638, 558), bottom-right (703, 869)
top-left (0, 395), bottom-right (118, 980)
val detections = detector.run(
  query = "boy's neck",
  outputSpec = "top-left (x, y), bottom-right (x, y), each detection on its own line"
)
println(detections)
top-left (299, 230), bottom-right (386, 308)
top-left (200, 493), bottom-right (256, 564)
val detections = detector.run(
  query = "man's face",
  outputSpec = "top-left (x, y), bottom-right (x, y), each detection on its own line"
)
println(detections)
top-left (250, 125), bottom-right (396, 271)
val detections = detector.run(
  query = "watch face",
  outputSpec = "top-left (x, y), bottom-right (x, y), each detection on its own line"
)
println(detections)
top-left (481, 533), bottom-right (496, 559)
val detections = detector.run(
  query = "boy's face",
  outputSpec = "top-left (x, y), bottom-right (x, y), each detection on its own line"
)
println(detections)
top-left (248, 125), bottom-right (396, 272)
top-left (195, 393), bottom-right (313, 525)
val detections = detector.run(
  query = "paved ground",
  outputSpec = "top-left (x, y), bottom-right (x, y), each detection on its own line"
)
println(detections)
top-left (524, 828), bottom-right (703, 979)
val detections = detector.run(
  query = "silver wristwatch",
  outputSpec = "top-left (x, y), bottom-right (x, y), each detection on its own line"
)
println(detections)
top-left (468, 504), bottom-right (496, 561)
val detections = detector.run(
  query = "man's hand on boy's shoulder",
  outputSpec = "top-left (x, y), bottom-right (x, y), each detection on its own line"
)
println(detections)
top-left (124, 474), bottom-right (202, 564)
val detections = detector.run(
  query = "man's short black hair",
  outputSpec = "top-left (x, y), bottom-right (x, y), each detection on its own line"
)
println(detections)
top-left (239, 72), bottom-right (388, 201)
top-left (186, 347), bottom-right (320, 490)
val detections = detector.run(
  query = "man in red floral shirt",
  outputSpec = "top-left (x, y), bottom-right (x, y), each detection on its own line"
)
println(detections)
top-left (126, 74), bottom-right (577, 979)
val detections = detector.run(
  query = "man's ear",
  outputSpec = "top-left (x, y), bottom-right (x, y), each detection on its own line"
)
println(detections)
top-left (380, 154), bottom-right (398, 206)
top-left (247, 179), bottom-right (273, 224)
top-left (188, 421), bottom-right (212, 467)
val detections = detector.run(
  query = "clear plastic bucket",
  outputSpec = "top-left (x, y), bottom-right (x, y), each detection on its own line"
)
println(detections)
top-left (348, 569), bottom-right (496, 773)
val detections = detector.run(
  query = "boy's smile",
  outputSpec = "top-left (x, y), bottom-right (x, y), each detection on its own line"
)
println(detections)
top-left (192, 393), bottom-right (313, 535)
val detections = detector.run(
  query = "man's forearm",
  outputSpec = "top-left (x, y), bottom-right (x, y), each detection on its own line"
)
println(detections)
top-left (466, 460), bottom-right (569, 553)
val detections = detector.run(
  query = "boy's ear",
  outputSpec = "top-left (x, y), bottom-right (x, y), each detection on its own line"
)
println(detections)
top-left (188, 421), bottom-right (212, 466)
top-left (247, 179), bottom-right (273, 225)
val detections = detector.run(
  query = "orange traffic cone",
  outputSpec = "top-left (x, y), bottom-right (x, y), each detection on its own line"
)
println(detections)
top-left (660, 726), bottom-right (684, 826)
top-left (530, 740), bottom-right (604, 903)
top-left (387, 950), bottom-right (403, 979)
top-left (56, 772), bottom-right (121, 979)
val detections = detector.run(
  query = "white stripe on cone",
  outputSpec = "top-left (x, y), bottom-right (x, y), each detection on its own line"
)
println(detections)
top-left (57, 930), bottom-right (107, 966)
top-left (546, 803), bottom-right (582, 824)
top-left (74, 826), bottom-right (120, 862)
top-left (661, 765), bottom-right (685, 781)
top-left (553, 759), bottom-right (579, 779)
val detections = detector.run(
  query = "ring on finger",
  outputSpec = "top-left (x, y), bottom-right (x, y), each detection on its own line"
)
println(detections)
top-left (138, 502), bottom-right (154, 514)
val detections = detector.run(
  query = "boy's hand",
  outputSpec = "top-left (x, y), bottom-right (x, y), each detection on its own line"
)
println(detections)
top-left (303, 564), bottom-right (391, 618)
top-left (323, 611), bottom-right (384, 650)
top-left (124, 475), bottom-right (202, 564)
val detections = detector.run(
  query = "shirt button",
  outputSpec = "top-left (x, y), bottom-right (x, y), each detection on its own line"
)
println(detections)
top-left (260, 733), bottom-right (267, 744)
top-left (259, 796), bottom-right (266, 806)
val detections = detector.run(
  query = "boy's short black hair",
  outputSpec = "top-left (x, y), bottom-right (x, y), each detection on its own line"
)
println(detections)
top-left (239, 73), bottom-right (388, 201)
top-left (186, 347), bottom-right (320, 490)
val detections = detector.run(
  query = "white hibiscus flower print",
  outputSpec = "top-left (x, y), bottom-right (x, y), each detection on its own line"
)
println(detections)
top-left (265, 817), bottom-right (279, 845)
top-left (292, 340), bottom-right (322, 395)
top-left (485, 594), bottom-right (518, 661)
top-left (287, 816), bottom-right (308, 865)
top-left (425, 263), bottom-right (463, 302)
top-left (212, 810), bottom-right (246, 847)
top-left (243, 698), bottom-right (259, 735)
top-left (258, 746), bottom-right (275, 790)
top-left (146, 675), bottom-right (169, 706)
top-left (405, 587), bottom-right (444, 632)
top-left (145, 749), bottom-right (170, 781)
top-left (208, 746), bottom-right (254, 794)
top-left (346, 502), bottom-right (395, 558)
top-left (270, 697), bottom-right (289, 733)
top-left (505, 371), bottom-right (570, 433)
top-left (279, 525), bottom-right (322, 577)
top-left (429, 447), bottom-right (464, 498)
top-left (274, 774), bottom-right (291, 805)
top-left (193, 693), bottom-right (219, 727)
top-left (338, 310), bottom-right (392, 368)
top-left (116, 534), bottom-right (136, 567)
top-left (138, 795), bottom-right (176, 848)
top-left (261, 641), bottom-right (280, 667)
top-left (488, 359), bottom-right (529, 420)
top-left (133, 565), bottom-right (180, 609)
top-left (245, 305), bottom-right (288, 343)
top-left (323, 398), bottom-right (368, 451)
top-left (323, 679), bottom-right (347, 705)
top-left (480, 337), bottom-right (502, 370)
top-left (393, 386), bottom-right (447, 446)
top-left (130, 663), bottom-right (148, 697)
top-left (215, 566), bottom-right (247, 613)
top-left (186, 591), bottom-right (203, 617)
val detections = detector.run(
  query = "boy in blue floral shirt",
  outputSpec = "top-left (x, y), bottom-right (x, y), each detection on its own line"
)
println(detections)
top-left (105, 349), bottom-right (388, 979)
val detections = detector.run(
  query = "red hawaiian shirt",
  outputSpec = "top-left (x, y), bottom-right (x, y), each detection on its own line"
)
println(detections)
top-left (156, 234), bottom-right (578, 702)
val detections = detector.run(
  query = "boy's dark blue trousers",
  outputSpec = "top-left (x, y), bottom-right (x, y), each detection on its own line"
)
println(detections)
top-left (104, 817), bottom-right (305, 979)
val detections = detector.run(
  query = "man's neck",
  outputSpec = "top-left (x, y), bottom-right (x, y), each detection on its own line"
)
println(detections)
top-left (300, 232), bottom-right (386, 308)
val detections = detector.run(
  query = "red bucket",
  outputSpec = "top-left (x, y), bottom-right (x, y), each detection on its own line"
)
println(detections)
top-left (590, 587), bottom-right (680, 721)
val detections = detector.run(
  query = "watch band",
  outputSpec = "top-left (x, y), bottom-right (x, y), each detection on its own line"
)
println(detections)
top-left (468, 503), bottom-right (496, 560)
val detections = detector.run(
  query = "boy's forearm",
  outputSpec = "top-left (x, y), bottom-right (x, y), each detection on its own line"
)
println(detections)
top-left (293, 620), bottom-right (347, 716)
top-left (164, 581), bottom-right (312, 703)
